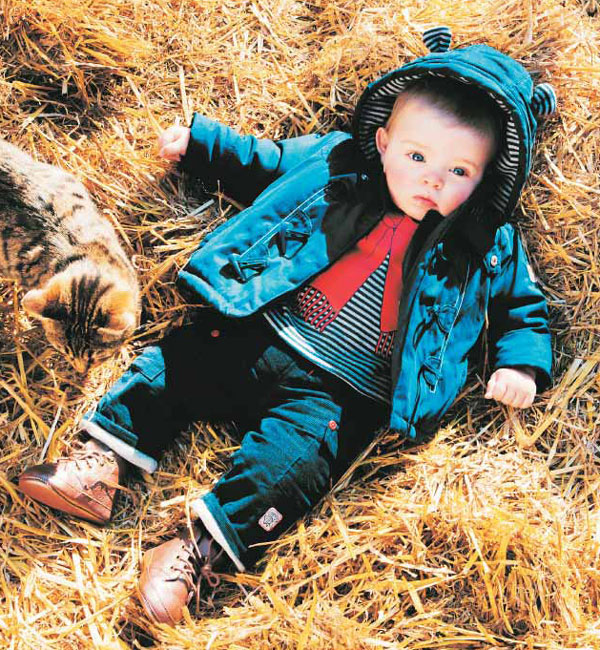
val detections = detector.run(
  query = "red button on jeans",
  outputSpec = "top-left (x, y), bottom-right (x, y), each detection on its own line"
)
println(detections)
top-left (328, 420), bottom-right (338, 430)
top-left (210, 329), bottom-right (220, 338)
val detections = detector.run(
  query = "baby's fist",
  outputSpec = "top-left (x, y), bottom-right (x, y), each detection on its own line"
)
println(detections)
top-left (484, 367), bottom-right (537, 409)
top-left (158, 125), bottom-right (191, 161)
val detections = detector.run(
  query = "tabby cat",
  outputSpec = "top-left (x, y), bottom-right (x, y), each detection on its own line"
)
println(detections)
top-left (0, 138), bottom-right (140, 374)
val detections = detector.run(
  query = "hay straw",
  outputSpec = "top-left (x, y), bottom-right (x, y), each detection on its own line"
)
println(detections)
top-left (1, 0), bottom-right (600, 647)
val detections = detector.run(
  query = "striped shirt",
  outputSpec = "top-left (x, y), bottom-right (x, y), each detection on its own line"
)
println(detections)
top-left (264, 254), bottom-right (393, 403)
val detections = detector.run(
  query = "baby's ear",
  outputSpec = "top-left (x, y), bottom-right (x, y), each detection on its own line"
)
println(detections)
top-left (375, 127), bottom-right (389, 156)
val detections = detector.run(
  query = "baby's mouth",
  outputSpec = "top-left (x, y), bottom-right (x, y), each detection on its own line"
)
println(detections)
top-left (414, 195), bottom-right (437, 208)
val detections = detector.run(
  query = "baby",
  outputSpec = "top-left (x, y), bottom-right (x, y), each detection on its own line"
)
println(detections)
top-left (19, 27), bottom-right (555, 625)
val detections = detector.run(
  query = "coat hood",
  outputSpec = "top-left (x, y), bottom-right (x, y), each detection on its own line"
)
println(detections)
top-left (352, 27), bottom-right (556, 252)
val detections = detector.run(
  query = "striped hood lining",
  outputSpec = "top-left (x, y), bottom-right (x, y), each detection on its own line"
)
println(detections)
top-left (356, 71), bottom-right (521, 217)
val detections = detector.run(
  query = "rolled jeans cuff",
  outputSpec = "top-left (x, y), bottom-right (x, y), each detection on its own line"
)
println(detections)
top-left (81, 417), bottom-right (159, 474)
top-left (190, 493), bottom-right (246, 572)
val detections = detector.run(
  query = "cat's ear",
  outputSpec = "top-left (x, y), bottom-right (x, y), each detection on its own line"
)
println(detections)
top-left (22, 280), bottom-right (63, 320)
top-left (22, 288), bottom-right (50, 320)
top-left (97, 289), bottom-right (139, 340)
top-left (97, 313), bottom-right (137, 340)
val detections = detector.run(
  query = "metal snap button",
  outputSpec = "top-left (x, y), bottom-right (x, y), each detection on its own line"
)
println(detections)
top-left (490, 254), bottom-right (498, 267)
top-left (328, 420), bottom-right (338, 431)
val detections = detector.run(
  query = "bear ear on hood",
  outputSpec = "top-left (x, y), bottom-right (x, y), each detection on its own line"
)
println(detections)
top-left (423, 26), bottom-right (557, 119)
top-left (423, 26), bottom-right (452, 53)
top-left (532, 82), bottom-right (557, 117)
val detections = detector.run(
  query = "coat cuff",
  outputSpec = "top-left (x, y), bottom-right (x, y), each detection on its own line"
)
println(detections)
top-left (493, 331), bottom-right (552, 392)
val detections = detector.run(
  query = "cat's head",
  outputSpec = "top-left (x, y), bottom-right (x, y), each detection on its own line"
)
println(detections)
top-left (22, 264), bottom-right (140, 374)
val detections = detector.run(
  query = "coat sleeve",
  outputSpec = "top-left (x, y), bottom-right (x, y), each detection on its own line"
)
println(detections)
top-left (488, 227), bottom-right (552, 392)
top-left (180, 112), bottom-right (348, 205)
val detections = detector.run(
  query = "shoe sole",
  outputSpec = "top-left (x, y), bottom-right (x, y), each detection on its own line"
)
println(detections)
top-left (18, 475), bottom-right (109, 525)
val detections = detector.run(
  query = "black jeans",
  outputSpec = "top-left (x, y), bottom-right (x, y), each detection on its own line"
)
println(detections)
top-left (87, 312), bottom-right (387, 566)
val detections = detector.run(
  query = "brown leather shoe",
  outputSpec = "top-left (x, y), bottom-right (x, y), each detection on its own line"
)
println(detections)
top-left (138, 523), bottom-right (225, 625)
top-left (18, 438), bottom-right (127, 524)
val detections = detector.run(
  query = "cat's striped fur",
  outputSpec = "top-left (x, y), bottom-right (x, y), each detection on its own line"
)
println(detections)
top-left (0, 138), bottom-right (140, 373)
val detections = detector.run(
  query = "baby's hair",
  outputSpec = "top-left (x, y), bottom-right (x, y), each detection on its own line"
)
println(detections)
top-left (388, 77), bottom-right (504, 157)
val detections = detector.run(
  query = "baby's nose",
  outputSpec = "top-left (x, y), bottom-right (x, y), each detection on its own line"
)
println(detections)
top-left (422, 170), bottom-right (443, 189)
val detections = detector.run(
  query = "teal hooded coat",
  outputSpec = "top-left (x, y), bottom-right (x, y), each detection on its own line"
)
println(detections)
top-left (176, 37), bottom-right (553, 439)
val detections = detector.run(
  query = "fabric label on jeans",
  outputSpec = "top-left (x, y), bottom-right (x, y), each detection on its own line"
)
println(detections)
top-left (258, 507), bottom-right (283, 532)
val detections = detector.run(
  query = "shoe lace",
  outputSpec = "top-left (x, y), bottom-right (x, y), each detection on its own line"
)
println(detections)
top-left (70, 449), bottom-right (109, 472)
top-left (66, 444), bottom-right (125, 493)
top-left (169, 531), bottom-right (222, 607)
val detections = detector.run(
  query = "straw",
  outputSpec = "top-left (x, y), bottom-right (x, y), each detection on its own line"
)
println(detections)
top-left (1, 0), bottom-right (599, 647)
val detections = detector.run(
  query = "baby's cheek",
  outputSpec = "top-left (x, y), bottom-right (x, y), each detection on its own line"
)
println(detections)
top-left (458, 182), bottom-right (478, 204)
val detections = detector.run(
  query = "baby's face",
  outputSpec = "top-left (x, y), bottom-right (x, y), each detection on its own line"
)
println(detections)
top-left (376, 95), bottom-right (495, 221)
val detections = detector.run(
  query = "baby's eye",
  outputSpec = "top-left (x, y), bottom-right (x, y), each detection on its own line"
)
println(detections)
top-left (409, 152), bottom-right (424, 162)
top-left (451, 167), bottom-right (467, 177)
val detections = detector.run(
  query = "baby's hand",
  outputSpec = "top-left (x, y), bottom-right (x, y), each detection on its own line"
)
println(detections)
top-left (158, 125), bottom-right (191, 161)
top-left (484, 367), bottom-right (537, 408)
